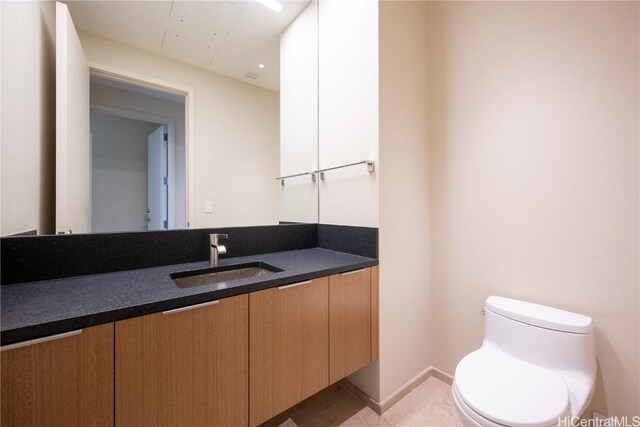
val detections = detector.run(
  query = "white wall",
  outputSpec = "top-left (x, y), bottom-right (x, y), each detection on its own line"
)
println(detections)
top-left (79, 31), bottom-right (280, 229)
top-left (318, 0), bottom-right (378, 227)
top-left (0, 1), bottom-right (56, 236)
top-left (91, 111), bottom-right (160, 232)
top-left (279, 1), bottom-right (318, 224)
top-left (91, 82), bottom-right (186, 228)
top-left (425, 1), bottom-right (639, 416)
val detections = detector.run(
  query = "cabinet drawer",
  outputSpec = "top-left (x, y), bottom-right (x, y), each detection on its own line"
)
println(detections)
top-left (115, 294), bottom-right (248, 427)
top-left (1, 323), bottom-right (114, 427)
top-left (249, 277), bottom-right (329, 427)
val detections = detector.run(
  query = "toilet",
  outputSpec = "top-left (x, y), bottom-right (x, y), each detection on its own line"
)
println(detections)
top-left (453, 296), bottom-right (597, 427)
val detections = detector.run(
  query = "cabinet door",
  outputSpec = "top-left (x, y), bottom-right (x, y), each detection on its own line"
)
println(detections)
top-left (329, 268), bottom-right (372, 384)
top-left (115, 295), bottom-right (248, 427)
top-left (1, 323), bottom-right (114, 427)
top-left (249, 277), bottom-right (329, 427)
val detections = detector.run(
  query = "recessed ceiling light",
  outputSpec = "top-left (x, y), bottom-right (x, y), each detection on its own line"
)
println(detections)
top-left (256, 0), bottom-right (283, 13)
top-left (258, 64), bottom-right (265, 69)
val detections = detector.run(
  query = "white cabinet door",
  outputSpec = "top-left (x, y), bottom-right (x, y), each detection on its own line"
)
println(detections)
top-left (56, 1), bottom-right (90, 234)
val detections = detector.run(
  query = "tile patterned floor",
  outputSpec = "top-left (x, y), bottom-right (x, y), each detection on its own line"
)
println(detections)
top-left (260, 377), bottom-right (464, 427)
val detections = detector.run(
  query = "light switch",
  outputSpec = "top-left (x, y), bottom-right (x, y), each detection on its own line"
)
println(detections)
top-left (205, 201), bottom-right (213, 213)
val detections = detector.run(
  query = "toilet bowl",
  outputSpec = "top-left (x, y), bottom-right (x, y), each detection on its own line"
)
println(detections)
top-left (453, 296), bottom-right (597, 427)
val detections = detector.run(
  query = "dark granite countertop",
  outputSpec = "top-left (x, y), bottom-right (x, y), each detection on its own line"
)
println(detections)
top-left (1, 248), bottom-right (378, 345)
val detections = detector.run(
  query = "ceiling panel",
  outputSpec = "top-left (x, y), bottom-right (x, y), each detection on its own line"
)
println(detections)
top-left (162, 31), bottom-right (218, 65)
top-left (64, 1), bottom-right (172, 51)
top-left (64, 0), bottom-right (312, 92)
top-left (168, 1), bottom-right (242, 40)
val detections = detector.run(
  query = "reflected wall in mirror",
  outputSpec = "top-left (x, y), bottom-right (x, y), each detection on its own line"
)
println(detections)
top-left (0, 0), bottom-right (318, 236)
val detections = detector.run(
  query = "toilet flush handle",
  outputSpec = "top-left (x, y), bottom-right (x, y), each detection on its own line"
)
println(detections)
top-left (480, 306), bottom-right (486, 316)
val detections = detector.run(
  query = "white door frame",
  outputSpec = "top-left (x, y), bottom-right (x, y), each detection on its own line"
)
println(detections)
top-left (90, 104), bottom-right (176, 228)
top-left (88, 63), bottom-right (195, 229)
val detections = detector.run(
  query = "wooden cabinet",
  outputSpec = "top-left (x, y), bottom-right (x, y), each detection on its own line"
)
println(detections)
top-left (115, 295), bottom-right (248, 427)
top-left (249, 277), bottom-right (329, 427)
top-left (1, 323), bottom-right (114, 427)
top-left (329, 267), bottom-right (377, 384)
top-left (1, 265), bottom-right (378, 427)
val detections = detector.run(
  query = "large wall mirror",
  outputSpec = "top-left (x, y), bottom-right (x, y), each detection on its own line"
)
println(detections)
top-left (2, 0), bottom-right (318, 236)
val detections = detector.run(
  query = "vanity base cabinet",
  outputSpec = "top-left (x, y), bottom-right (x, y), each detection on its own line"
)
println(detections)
top-left (0, 323), bottom-right (114, 427)
top-left (115, 294), bottom-right (249, 427)
top-left (0, 265), bottom-right (378, 427)
top-left (249, 277), bottom-right (330, 427)
top-left (329, 267), bottom-right (374, 384)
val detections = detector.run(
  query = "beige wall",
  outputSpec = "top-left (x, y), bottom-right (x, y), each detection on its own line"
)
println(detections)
top-left (79, 31), bottom-right (280, 229)
top-left (350, 0), bottom-right (433, 404)
top-left (0, 1), bottom-right (56, 236)
top-left (426, 1), bottom-right (639, 417)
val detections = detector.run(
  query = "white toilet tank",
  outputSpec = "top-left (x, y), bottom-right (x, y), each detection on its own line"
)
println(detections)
top-left (482, 296), bottom-right (597, 415)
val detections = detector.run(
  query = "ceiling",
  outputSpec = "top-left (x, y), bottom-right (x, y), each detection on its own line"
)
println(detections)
top-left (64, 1), bottom-right (312, 92)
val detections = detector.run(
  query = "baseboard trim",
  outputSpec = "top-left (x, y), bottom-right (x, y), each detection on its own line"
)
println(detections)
top-left (431, 367), bottom-right (454, 385)
top-left (342, 366), bottom-right (454, 415)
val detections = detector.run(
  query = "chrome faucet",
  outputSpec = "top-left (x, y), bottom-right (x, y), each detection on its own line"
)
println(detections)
top-left (209, 233), bottom-right (228, 267)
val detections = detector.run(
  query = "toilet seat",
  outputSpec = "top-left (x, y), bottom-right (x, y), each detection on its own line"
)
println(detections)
top-left (453, 384), bottom-right (503, 427)
top-left (454, 347), bottom-right (571, 427)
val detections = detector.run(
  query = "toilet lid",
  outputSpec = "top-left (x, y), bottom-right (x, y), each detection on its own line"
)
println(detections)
top-left (454, 348), bottom-right (571, 427)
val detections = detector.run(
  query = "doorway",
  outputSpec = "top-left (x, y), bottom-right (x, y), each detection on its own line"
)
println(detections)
top-left (89, 74), bottom-right (186, 233)
top-left (146, 124), bottom-right (169, 230)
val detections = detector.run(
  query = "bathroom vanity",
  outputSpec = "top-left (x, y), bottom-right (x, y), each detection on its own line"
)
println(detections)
top-left (1, 225), bottom-right (379, 427)
top-left (0, 0), bottom-right (383, 424)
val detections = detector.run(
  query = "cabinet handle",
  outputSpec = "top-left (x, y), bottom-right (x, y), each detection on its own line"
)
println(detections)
top-left (162, 300), bottom-right (219, 315)
top-left (1, 329), bottom-right (83, 351)
top-left (278, 280), bottom-right (312, 290)
top-left (341, 268), bottom-right (365, 276)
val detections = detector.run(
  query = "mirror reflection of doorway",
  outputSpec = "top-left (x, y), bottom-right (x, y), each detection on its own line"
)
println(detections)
top-left (146, 125), bottom-right (168, 231)
top-left (89, 75), bottom-right (186, 233)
